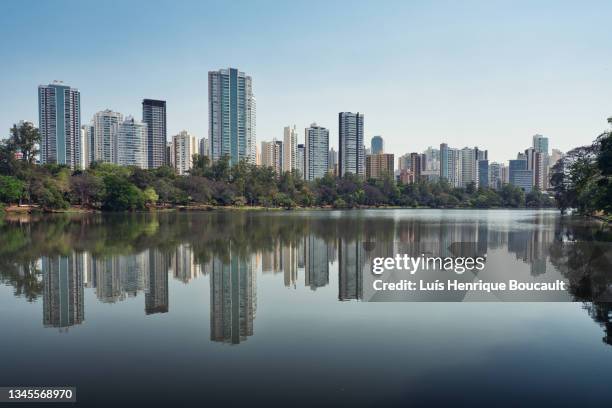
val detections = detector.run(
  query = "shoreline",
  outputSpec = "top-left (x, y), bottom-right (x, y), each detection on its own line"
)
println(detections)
top-left (1, 203), bottom-right (561, 214)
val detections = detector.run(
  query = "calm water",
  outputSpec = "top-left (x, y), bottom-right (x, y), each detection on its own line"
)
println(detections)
top-left (1, 209), bottom-right (611, 407)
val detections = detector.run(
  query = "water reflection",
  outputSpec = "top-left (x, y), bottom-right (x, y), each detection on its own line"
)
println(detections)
top-left (0, 210), bottom-right (610, 344)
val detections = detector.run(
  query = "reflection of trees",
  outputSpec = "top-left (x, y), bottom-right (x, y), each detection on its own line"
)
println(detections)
top-left (1, 211), bottom-right (611, 345)
top-left (549, 219), bottom-right (612, 346)
top-left (549, 220), bottom-right (612, 301)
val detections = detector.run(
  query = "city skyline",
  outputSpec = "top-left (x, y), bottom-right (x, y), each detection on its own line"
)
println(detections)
top-left (2, 1), bottom-right (611, 163)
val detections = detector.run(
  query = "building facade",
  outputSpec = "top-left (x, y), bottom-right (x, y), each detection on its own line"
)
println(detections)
top-left (208, 68), bottom-right (256, 165)
top-left (365, 153), bottom-right (394, 180)
top-left (305, 123), bottom-right (329, 181)
top-left (117, 117), bottom-right (148, 168)
top-left (338, 112), bottom-right (364, 177)
top-left (172, 130), bottom-right (199, 175)
top-left (92, 109), bottom-right (123, 164)
top-left (142, 99), bottom-right (167, 169)
top-left (370, 135), bottom-right (384, 155)
top-left (283, 125), bottom-right (298, 172)
top-left (38, 81), bottom-right (81, 169)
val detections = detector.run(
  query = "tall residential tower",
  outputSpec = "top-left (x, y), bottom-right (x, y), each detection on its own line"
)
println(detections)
top-left (38, 81), bottom-right (81, 169)
top-left (208, 68), bottom-right (256, 165)
top-left (338, 112), bottom-right (364, 177)
top-left (142, 99), bottom-right (167, 169)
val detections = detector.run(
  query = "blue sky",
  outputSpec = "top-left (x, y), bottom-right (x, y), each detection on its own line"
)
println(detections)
top-left (1, 0), bottom-right (611, 162)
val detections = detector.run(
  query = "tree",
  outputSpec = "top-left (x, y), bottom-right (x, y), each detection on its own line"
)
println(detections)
top-left (0, 175), bottom-right (25, 204)
top-left (143, 187), bottom-right (159, 206)
top-left (102, 175), bottom-right (144, 211)
top-left (70, 172), bottom-right (104, 206)
top-left (9, 122), bottom-right (40, 164)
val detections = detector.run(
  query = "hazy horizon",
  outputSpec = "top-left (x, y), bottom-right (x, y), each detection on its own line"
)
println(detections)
top-left (2, 0), bottom-right (612, 163)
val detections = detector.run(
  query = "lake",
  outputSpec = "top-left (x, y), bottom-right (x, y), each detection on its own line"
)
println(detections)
top-left (0, 209), bottom-right (611, 407)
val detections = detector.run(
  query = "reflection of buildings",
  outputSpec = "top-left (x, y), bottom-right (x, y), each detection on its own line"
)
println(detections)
top-left (338, 239), bottom-right (364, 300)
top-left (145, 250), bottom-right (169, 315)
top-left (171, 244), bottom-right (202, 284)
top-left (508, 226), bottom-right (553, 276)
top-left (304, 236), bottom-right (329, 290)
top-left (42, 255), bottom-right (84, 330)
top-left (210, 254), bottom-right (257, 344)
top-left (93, 257), bottom-right (123, 303)
top-left (283, 244), bottom-right (298, 288)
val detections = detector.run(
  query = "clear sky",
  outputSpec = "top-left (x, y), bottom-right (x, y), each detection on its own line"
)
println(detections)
top-left (2, 0), bottom-right (611, 162)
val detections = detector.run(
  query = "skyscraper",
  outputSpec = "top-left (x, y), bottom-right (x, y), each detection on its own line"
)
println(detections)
top-left (172, 130), bottom-right (199, 175)
top-left (525, 147), bottom-right (546, 190)
top-left (338, 112), bottom-right (365, 177)
top-left (532, 134), bottom-right (549, 155)
top-left (509, 157), bottom-right (533, 192)
top-left (365, 153), bottom-right (394, 180)
top-left (142, 99), bottom-right (167, 169)
top-left (460, 147), bottom-right (477, 188)
top-left (208, 68), bottom-right (256, 165)
top-left (117, 116), bottom-right (148, 168)
top-left (38, 81), bottom-right (81, 169)
top-left (283, 125), bottom-right (298, 172)
top-left (80, 124), bottom-right (94, 168)
top-left (92, 110), bottom-right (123, 164)
top-left (328, 148), bottom-right (338, 175)
top-left (370, 135), bottom-right (384, 155)
top-left (261, 139), bottom-right (283, 174)
top-left (440, 143), bottom-right (463, 187)
top-left (305, 123), bottom-right (329, 181)
top-left (488, 162), bottom-right (505, 190)
top-left (297, 144), bottom-right (305, 178)
top-left (478, 159), bottom-right (489, 188)
top-left (199, 137), bottom-right (210, 158)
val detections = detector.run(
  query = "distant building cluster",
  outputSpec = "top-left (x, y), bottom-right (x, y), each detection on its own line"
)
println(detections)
top-left (33, 70), bottom-right (564, 192)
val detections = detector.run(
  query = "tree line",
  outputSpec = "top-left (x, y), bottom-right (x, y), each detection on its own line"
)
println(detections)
top-left (550, 130), bottom-right (612, 218)
top-left (1, 122), bottom-right (555, 211)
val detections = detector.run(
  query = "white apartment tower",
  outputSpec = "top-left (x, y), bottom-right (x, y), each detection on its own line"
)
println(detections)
top-left (173, 131), bottom-right (199, 175)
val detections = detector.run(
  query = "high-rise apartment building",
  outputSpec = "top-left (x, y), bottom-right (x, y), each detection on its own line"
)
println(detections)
top-left (117, 117), bottom-right (148, 168)
top-left (297, 144), bottom-right (305, 178)
top-left (328, 148), bottom-right (338, 175)
top-left (38, 81), bottom-right (81, 169)
top-left (208, 68), bottom-right (256, 165)
top-left (525, 147), bottom-right (546, 190)
top-left (440, 143), bottom-right (463, 188)
top-left (283, 125), bottom-right (298, 172)
top-left (338, 112), bottom-right (364, 177)
top-left (509, 156), bottom-right (533, 192)
top-left (92, 109), bottom-right (123, 164)
top-left (80, 124), bottom-right (94, 168)
top-left (172, 130), bottom-right (199, 175)
top-left (365, 153), bottom-right (394, 180)
top-left (261, 139), bottom-right (283, 174)
top-left (532, 134), bottom-right (549, 155)
top-left (305, 123), bottom-right (329, 181)
top-left (478, 159), bottom-right (489, 188)
top-left (142, 99), bottom-right (167, 169)
top-left (370, 135), bottom-right (384, 155)
top-left (409, 152), bottom-right (422, 181)
top-left (488, 162), bottom-right (505, 190)
top-left (199, 137), bottom-right (210, 158)
top-left (423, 146), bottom-right (441, 171)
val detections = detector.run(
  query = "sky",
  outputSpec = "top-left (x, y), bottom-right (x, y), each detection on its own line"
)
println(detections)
top-left (1, 0), bottom-right (612, 162)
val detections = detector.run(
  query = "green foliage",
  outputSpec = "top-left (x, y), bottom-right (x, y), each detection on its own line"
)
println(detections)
top-left (0, 175), bottom-right (25, 203)
top-left (143, 187), bottom-right (159, 205)
top-left (9, 122), bottom-right (40, 164)
top-left (102, 175), bottom-right (145, 211)
top-left (550, 132), bottom-right (611, 215)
